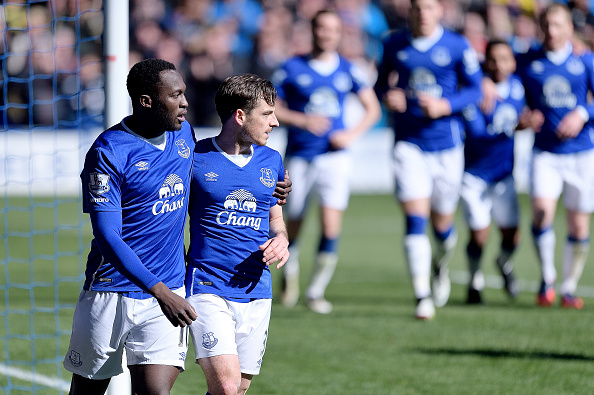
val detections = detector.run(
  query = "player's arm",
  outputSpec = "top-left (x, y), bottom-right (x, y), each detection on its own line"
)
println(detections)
top-left (428, 43), bottom-right (483, 119)
top-left (273, 169), bottom-right (291, 206)
top-left (518, 106), bottom-right (544, 133)
top-left (274, 98), bottom-right (331, 136)
top-left (330, 87), bottom-right (382, 150)
top-left (90, 210), bottom-right (197, 327)
top-left (556, 54), bottom-right (594, 139)
top-left (259, 204), bottom-right (289, 269)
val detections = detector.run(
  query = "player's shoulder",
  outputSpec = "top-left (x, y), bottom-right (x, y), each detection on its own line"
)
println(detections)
top-left (382, 29), bottom-right (408, 48)
top-left (92, 122), bottom-right (129, 152)
top-left (441, 28), bottom-right (472, 53)
top-left (254, 144), bottom-right (283, 164)
top-left (194, 137), bottom-right (216, 154)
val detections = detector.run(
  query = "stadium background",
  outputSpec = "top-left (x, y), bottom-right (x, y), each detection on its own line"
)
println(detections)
top-left (2, 0), bottom-right (594, 393)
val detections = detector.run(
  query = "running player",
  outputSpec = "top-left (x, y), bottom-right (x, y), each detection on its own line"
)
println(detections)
top-left (461, 40), bottom-right (543, 304)
top-left (375, 0), bottom-right (483, 319)
top-left (273, 10), bottom-right (381, 314)
top-left (185, 74), bottom-right (289, 395)
top-left (516, 4), bottom-right (594, 309)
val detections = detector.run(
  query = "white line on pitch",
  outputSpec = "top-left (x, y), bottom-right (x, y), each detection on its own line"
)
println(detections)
top-left (0, 363), bottom-right (70, 391)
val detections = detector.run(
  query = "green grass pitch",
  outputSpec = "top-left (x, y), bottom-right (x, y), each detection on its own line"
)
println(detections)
top-left (2, 194), bottom-right (594, 394)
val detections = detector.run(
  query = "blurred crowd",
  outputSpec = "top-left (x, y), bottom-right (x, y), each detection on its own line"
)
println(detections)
top-left (3, 0), bottom-right (594, 128)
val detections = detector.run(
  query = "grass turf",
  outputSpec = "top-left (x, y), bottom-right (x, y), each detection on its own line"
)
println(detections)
top-left (2, 194), bottom-right (594, 394)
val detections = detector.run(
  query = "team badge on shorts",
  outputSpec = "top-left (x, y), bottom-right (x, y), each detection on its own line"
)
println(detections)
top-left (202, 332), bottom-right (218, 349)
top-left (260, 168), bottom-right (275, 188)
top-left (68, 350), bottom-right (83, 367)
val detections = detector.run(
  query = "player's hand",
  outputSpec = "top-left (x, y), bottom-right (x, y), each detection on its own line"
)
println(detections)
top-left (259, 236), bottom-right (289, 269)
top-left (519, 109), bottom-right (544, 133)
top-left (384, 88), bottom-right (407, 113)
top-left (151, 282), bottom-right (197, 327)
top-left (329, 130), bottom-right (354, 150)
top-left (480, 77), bottom-right (499, 114)
top-left (273, 170), bottom-right (291, 206)
top-left (417, 93), bottom-right (452, 119)
top-left (302, 114), bottom-right (331, 136)
top-left (556, 109), bottom-right (585, 140)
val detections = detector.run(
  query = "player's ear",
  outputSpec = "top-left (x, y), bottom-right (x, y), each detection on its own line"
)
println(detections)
top-left (235, 108), bottom-right (245, 126)
top-left (139, 94), bottom-right (152, 109)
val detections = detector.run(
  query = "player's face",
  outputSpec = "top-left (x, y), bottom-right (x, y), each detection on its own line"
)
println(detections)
top-left (153, 70), bottom-right (188, 132)
top-left (240, 99), bottom-right (279, 147)
top-left (484, 43), bottom-right (516, 83)
top-left (410, 0), bottom-right (443, 38)
top-left (541, 8), bottom-right (573, 51)
top-left (312, 13), bottom-right (342, 53)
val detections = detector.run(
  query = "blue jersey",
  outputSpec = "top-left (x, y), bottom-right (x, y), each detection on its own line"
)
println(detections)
top-left (517, 46), bottom-right (594, 154)
top-left (81, 118), bottom-right (195, 293)
top-left (186, 138), bottom-right (285, 300)
top-left (375, 27), bottom-right (483, 151)
top-left (273, 54), bottom-right (367, 160)
top-left (464, 75), bottom-right (526, 183)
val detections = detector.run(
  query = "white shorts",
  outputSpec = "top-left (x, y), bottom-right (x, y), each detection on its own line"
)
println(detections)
top-left (460, 172), bottom-right (519, 231)
top-left (392, 141), bottom-right (464, 214)
top-left (284, 151), bottom-right (352, 220)
top-left (187, 294), bottom-right (271, 376)
top-left (63, 287), bottom-right (189, 380)
top-left (530, 148), bottom-right (594, 213)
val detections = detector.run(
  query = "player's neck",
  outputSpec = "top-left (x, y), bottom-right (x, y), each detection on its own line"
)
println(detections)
top-left (312, 48), bottom-right (338, 62)
top-left (126, 114), bottom-right (165, 139)
top-left (214, 132), bottom-right (251, 156)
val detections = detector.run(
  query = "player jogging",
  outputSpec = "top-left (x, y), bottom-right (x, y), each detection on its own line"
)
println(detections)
top-left (273, 9), bottom-right (381, 314)
top-left (516, 4), bottom-right (594, 309)
top-left (461, 39), bottom-right (543, 304)
top-left (375, 0), bottom-right (483, 319)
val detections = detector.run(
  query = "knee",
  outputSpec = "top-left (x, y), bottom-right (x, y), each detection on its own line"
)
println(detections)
top-left (210, 379), bottom-right (241, 395)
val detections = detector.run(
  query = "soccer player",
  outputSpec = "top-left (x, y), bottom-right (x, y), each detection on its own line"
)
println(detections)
top-left (63, 60), bottom-right (291, 395)
top-left (185, 74), bottom-right (289, 395)
top-left (63, 59), bottom-right (197, 395)
top-left (516, 4), bottom-right (594, 309)
top-left (461, 40), bottom-right (543, 304)
top-left (273, 10), bottom-right (381, 314)
top-left (375, 0), bottom-right (483, 319)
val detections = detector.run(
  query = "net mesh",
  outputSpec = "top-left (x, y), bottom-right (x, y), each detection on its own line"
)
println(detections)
top-left (1, 1), bottom-right (103, 393)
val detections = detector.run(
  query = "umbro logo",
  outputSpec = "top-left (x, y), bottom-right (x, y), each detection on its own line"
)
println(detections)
top-left (205, 172), bottom-right (219, 181)
top-left (135, 161), bottom-right (149, 171)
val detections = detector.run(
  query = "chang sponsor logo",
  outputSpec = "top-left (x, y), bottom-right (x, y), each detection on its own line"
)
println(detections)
top-left (408, 67), bottom-right (442, 98)
top-left (304, 87), bottom-right (340, 117)
top-left (542, 75), bottom-right (576, 109)
top-left (217, 189), bottom-right (262, 230)
top-left (152, 174), bottom-right (185, 215)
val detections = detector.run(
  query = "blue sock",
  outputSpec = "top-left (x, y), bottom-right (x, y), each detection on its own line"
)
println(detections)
top-left (318, 236), bottom-right (339, 253)
top-left (406, 215), bottom-right (427, 235)
top-left (531, 225), bottom-right (552, 238)
top-left (433, 225), bottom-right (454, 242)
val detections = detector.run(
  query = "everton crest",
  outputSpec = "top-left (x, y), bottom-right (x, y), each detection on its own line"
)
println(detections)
top-left (260, 168), bottom-right (275, 188)
top-left (175, 139), bottom-right (190, 159)
top-left (202, 332), bottom-right (218, 349)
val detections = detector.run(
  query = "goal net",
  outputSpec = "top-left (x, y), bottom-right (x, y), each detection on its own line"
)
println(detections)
top-left (1, 1), bottom-right (103, 393)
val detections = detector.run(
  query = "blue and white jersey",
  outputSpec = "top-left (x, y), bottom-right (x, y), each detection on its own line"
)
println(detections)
top-left (81, 118), bottom-right (195, 293)
top-left (186, 138), bottom-right (285, 300)
top-left (273, 54), bottom-right (367, 160)
top-left (375, 27), bottom-right (483, 151)
top-left (517, 45), bottom-right (594, 154)
top-left (464, 74), bottom-right (526, 183)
